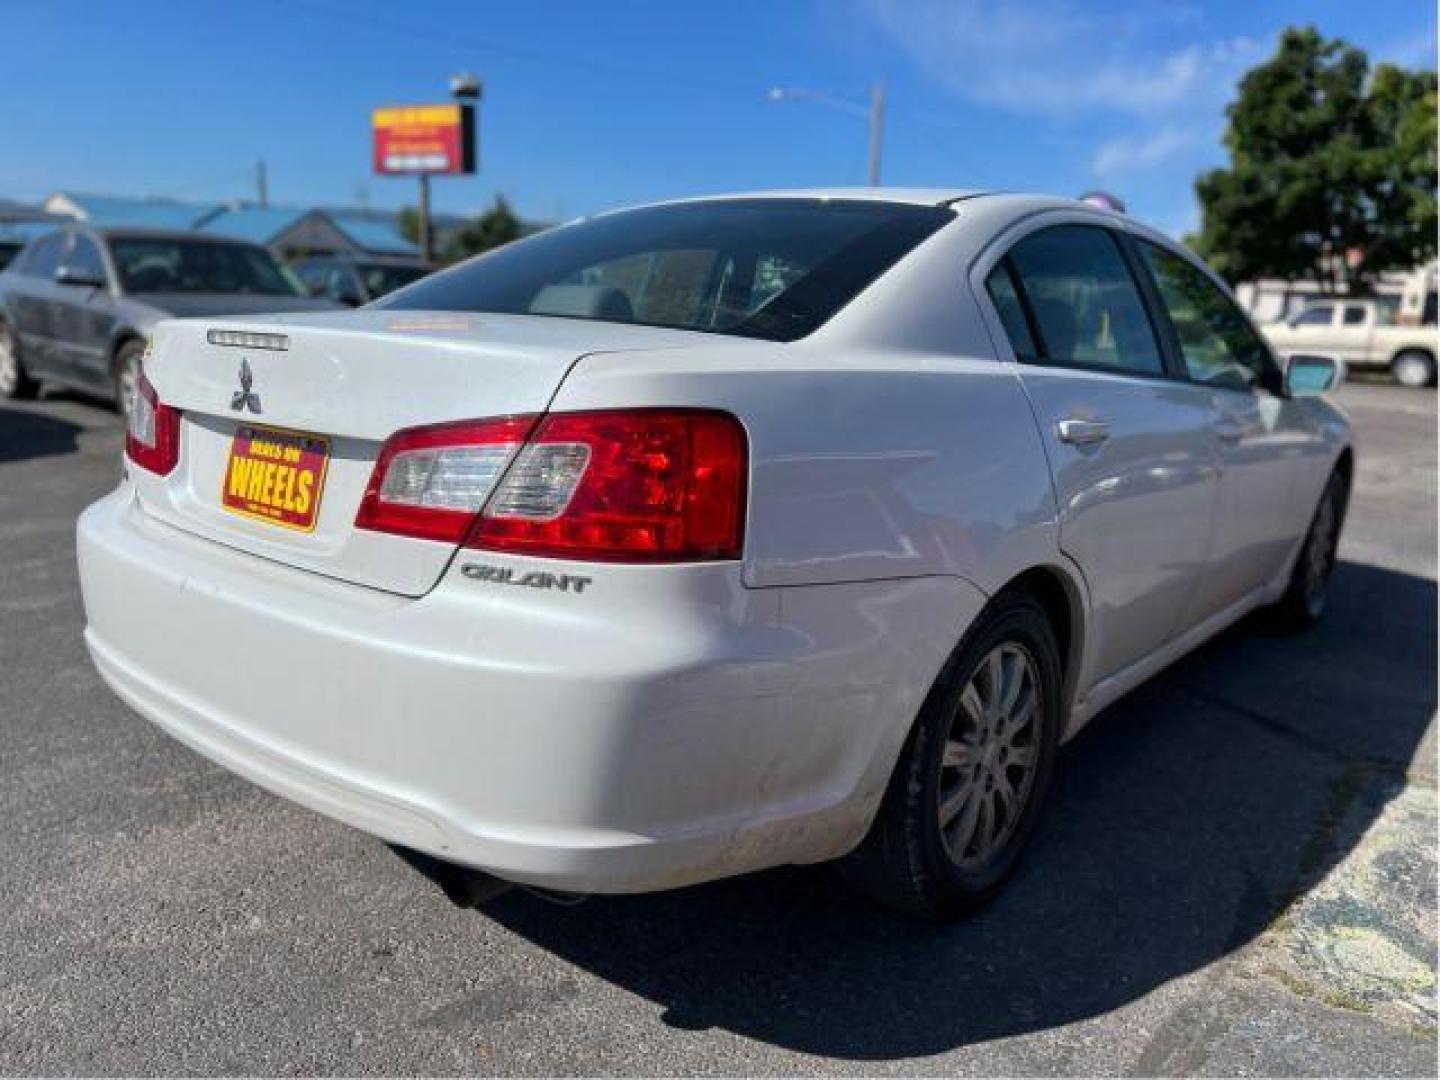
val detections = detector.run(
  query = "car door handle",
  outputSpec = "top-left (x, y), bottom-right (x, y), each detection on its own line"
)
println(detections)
top-left (1056, 418), bottom-right (1110, 445)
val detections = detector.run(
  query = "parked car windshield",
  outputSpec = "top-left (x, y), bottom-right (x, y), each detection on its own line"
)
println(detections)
top-left (358, 262), bottom-right (429, 298)
top-left (0, 241), bottom-right (22, 272)
top-left (111, 238), bottom-right (304, 296)
top-left (379, 199), bottom-right (954, 342)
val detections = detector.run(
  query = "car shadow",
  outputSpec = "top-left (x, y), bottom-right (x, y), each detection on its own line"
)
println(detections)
top-left (409, 559), bottom-right (1434, 1060)
top-left (0, 405), bottom-right (85, 463)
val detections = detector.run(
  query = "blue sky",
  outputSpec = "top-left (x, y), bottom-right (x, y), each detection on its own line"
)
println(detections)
top-left (1, 0), bottom-right (1433, 237)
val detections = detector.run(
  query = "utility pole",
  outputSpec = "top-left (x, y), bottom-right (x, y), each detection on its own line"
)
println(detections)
top-left (768, 80), bottom-right (888, 187)
top-left (255, 160), bottom-right (268, 208)
top-left (867, 80), bottom-right (886, 187)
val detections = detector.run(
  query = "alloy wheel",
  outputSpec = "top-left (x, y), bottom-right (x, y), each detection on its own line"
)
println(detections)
top-left (938, 642), bottom-right (1042, 869)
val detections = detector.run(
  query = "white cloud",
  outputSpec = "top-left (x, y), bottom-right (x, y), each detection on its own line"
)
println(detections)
top-left (861, 0), bottom-right (1260, 118)
top-left (1091, 127), bottom-right (1193, 177)
top-left (858, 0), bottom-right (1267, 232)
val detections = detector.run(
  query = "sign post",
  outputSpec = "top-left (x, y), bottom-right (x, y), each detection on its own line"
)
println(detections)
top-left (371, 100), bottom-right (478, 262)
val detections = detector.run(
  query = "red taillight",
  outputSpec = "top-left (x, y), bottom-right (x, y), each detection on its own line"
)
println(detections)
top-left (354, 416), bottom-right (538, 543)
top-left (470, 409), bottom-right (747, 562)
top-left (124, 370), bottom-right (180, 476)
top-left (356, 408), bottom-right (748, 562)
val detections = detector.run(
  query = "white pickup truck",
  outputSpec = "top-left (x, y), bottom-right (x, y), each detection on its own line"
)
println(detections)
top-left (1264, 298), bottom-right (1438, 387)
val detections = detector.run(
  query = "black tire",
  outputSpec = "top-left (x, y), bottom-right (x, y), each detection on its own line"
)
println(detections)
top-left (114, 338), bottom-right (146, 422)
top-left (0, 320), bottom-right (37, 400)
top-left (1268, 468), bottom-right (1348, 629)
top-left (838, 590), bottom-right (1062, 921)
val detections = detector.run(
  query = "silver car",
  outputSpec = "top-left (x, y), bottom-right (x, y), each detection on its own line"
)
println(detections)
top-left (0, 226), bottom-right (336, 416)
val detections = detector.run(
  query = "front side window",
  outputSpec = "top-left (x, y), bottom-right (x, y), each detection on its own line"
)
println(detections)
top-left (1140, 241), bottom-right (1274, 391)
top-left (381, 199), bottom-right (954, 342)
top-left (1004, 225), bottom-right (1163, 375)
top-left (1342, 304), bottom-right (1367, 326)
top-left (1294, 304), bottom-right (1333, 326)
top-left (110, 239), bottom-right (303, 296)
top-left (66, 236), bottom-right (108, 284)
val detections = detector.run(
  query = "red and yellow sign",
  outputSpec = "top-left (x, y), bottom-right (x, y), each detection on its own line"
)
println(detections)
top-left (222, 426), bottom-right (330, 532)
top-left (372, 103), bottom-right (476, 175)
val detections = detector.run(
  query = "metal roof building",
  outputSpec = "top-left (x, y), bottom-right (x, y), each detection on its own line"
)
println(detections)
top-left (37, 192), bottom-right (423, 259)
top-left (43, 192), bottom-right (222, 230)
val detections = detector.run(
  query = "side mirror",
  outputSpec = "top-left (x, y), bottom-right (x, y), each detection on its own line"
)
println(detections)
top-left (1285, 354), bottom-right (1340, 397)
top-left (55, 265), bottom-right (105, 289)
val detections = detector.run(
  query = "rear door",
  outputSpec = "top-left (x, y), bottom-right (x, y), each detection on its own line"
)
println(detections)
top-left (981, 220), bottom-right (1219, 684)
top-left (9, 234), bottom-right (67, 378)
top-left (52, 233), bottom-right (118, 390)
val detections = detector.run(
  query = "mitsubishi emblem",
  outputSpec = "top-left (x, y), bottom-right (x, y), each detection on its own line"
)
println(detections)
top-left (230, 358), bottom-right (262, 414)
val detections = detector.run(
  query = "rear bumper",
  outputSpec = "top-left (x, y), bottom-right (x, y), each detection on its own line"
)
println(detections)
top-left (79, 486), bottom-right (981, 892)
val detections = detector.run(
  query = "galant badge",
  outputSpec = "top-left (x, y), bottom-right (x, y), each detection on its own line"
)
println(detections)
top-left (230, 358), bottom-right (262, 414)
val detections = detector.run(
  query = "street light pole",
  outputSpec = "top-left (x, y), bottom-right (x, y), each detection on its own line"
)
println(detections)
top-left (768, 80), bottom-right (888, 187)
top-left (867, 80), bottom-right (886, 188)
top-left (417, 173), bottom-right (432, 263)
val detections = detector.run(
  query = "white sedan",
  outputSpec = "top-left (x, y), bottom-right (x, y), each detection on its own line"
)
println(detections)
top-left (77, 190), bottom-right (1351, 919)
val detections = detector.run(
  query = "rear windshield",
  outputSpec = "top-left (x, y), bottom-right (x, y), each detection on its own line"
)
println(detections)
top-left (380, 199), bottom-right (953, 341)
top-left (111, 239), bottom-right (304, 296)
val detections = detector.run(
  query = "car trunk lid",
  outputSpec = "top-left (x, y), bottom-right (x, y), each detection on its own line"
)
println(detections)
top-left (134, 310), bottom-right (701, 595)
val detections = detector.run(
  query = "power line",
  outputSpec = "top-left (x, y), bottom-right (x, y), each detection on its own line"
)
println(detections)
top-left (273, 0), bottom-right (755, 96)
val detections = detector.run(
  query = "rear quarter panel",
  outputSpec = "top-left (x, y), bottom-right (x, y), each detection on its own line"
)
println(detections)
top-left (548, 344), bottom-right (1060, 596)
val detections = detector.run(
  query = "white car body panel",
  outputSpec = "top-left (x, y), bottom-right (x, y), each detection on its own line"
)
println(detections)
top-left (79, 487), bottom-right (986, 891)
top-left (76, 190), bottom-right (1353, 893)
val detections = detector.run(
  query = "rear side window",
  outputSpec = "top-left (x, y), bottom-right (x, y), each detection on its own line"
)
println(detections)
top-left (1139, 241), bottom-right (1274, 391)
top-left (23, 234), bottom-right (66, 279)
top-left (1004, 225), bottom-right (1163, 376)
top-left (984, 261), bottom-right (1038, 361)
top-left (381, 199), bottom-right (954, 342)
top-left (1295, 305), bottom-right (1333, 326)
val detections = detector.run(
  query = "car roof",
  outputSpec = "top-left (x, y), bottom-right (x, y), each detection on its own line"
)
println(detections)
top-left (669, 187), bottom-right (992, 206)
top-left (84, 225), bottom-right (268, 246)
top-left (589, 188), bottom-right (1158, 231)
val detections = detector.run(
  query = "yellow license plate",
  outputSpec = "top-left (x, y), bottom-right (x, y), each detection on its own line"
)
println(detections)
top-left (221, 425), bottom-right (330, 532)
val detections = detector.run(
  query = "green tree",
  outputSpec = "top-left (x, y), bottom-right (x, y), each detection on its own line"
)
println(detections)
top-left (444, 196), bottom-right (523, 261)
top-left (1192, 27), bottom-right (1437, 293)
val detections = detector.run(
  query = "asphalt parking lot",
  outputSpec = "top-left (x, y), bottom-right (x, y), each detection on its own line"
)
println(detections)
top-left (0, 382), bottom-right (1434, 1076)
